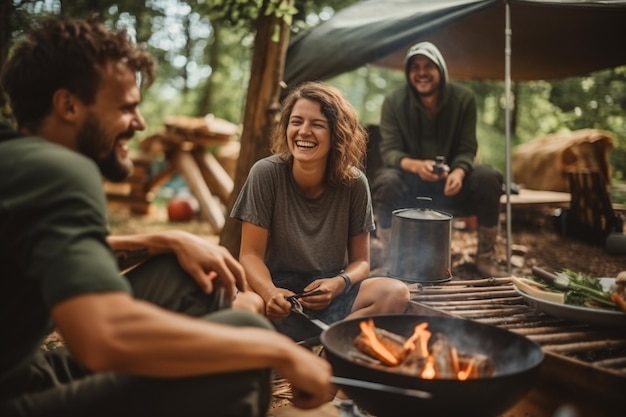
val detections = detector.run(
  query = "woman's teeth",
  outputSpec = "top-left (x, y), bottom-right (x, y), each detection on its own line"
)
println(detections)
top-left (296, 140), bottom-right (315, 148)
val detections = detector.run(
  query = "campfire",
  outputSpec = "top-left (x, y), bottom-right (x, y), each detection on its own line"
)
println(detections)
top-left (321, 314), bottom-right (544, 417)
top-left (353, 319), bottom-right (495, 380)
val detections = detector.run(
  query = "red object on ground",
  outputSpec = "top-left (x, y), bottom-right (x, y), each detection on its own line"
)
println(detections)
top-left (167, 197), bottom-right (195, 222)
top-left (464, 215), bottom-right (477, 231)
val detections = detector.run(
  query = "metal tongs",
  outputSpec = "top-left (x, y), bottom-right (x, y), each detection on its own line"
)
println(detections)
top-left (287, 296), bottom-right (329, 330)
top-left (285, 288), bottom-right (325, 302)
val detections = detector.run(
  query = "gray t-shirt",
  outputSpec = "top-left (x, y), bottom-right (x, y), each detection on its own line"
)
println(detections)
top-left (231, 154), bottom-right (375, 278)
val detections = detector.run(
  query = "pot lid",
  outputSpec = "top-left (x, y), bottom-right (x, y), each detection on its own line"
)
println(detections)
top-left (393, 208), bottom-right (452, 221)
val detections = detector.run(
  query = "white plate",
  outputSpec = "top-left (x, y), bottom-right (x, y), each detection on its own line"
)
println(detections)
top-left (515, 278), bottom-right (626, 327)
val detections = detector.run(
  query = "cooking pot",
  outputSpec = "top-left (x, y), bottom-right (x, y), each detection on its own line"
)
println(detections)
top-left (321, 314), bottom-right (544, 417)
top-left (387, 205), bottom-right (452, 283)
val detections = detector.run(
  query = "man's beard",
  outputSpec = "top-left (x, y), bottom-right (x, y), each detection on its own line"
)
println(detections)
top-left (414, 80), bottom-right (437, 98)
top-left (76, 114), bottom-right (134, 182)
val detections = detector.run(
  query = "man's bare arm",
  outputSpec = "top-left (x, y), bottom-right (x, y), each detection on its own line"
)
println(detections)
top-left (52, 292), bottom-right (333, 409)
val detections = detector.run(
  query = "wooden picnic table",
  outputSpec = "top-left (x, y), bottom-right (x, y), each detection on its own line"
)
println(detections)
top-left (500, 188), bottom-right (570, 209)
top-left (105, 114), bottom-right (240, 233)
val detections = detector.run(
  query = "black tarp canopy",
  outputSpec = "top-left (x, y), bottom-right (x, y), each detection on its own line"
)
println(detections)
top-left (285, 0), bottom-right (626, 86)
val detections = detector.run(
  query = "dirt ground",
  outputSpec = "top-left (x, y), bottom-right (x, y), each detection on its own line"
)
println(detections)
top-left (447, 222), bottom-right (625, 282)
top-left (475, 209), bottom-right (625, 280)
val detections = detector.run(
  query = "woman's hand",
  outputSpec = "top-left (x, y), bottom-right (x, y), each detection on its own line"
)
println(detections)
top-left (265, 288), bottom-right (296, 319)
top-left (298, 278), bottom-right (341, 311)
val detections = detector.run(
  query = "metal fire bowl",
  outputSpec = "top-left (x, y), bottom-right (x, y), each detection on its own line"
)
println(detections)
top-left (321, 314), bottom-right (544, 417)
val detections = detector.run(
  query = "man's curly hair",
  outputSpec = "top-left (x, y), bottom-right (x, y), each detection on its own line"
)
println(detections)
top-left (271, 81), bottom-right (367, 186)
top-left (1, 15), bottom-right (156, 130)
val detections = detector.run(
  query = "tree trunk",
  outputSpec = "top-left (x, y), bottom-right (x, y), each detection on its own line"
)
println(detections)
top-left (219, 0), bottom-right (291, 256)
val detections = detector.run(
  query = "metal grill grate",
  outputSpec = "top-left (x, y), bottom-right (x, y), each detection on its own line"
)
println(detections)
top-left (406, 277), bottom-right (625, 417)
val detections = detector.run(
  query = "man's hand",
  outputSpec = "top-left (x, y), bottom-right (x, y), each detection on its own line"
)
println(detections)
top-left (167, 231), bottom-right (247, 302)
top-left (279, 346), bottom-right (334, 409)
top-left (444, 168), bottom-right (465, 196)
top-left (401, 158), bottom-right (445, 182)
top-left (109, 230), bottom-right (247, 302)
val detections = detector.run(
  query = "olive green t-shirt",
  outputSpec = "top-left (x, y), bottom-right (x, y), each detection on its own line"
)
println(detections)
top-left (0, 132), bottom-right (131, 385)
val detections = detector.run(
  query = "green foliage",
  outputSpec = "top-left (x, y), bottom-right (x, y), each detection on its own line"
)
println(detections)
top-left (475, 121), bottom-right (508, 174)
top-left (265, 0), bottom-right (298, 26)
top-left (329, 66), bottom-right (405, 126)
top-left (548, 68), bottom-right (626, 180)
top-left (460, 74), bottom-right (626, 184)
top-left (205, 0), bottom-right (361, 47)
top-left (207, 0), bottom-right (346, 30)
top-left (6, 0), bottom-right (625, 189)
top-left (207, 0), bottom-right (264, 30)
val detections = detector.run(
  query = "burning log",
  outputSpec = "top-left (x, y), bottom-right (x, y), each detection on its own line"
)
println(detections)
top-left (353, 319), bottom-right (495, 380)
top-left (458, 352), bottom-right (495, 379)
top-left (429, 333), bottom-right (459, 378)
top-left (354, 319), bottom-right (407, 365)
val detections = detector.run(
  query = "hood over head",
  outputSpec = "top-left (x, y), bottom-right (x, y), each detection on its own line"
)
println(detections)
top-left (404, 41), bottom-right (448, 90)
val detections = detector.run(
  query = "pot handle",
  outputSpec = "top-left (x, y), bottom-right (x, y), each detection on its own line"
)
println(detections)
top-left (415, 196), bottom-right (433, 209)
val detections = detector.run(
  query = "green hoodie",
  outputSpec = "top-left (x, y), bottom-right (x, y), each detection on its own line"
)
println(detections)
top-left (379, 41), bottom-right (477, 175)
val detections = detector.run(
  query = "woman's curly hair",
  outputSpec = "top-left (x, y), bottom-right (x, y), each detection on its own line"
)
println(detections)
top-left (1, 15), bottom-right (156, 131)
top-left (271, 81), bottom-right (367, 187)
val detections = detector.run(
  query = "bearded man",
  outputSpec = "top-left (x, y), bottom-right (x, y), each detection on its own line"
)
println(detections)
top-left (371, 41), bottom-right (506, 278)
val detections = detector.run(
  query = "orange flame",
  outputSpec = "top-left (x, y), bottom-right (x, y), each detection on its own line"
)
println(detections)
top-left (457, 358), bottom-right (476, 381)
top-left (403, 322), bottom-right (430, 354)
top-left (359, 319), bottom-right (399, 366)
top-left (358, 319), bottom-right (483, 381)
top-left (421, 356), bottom-right (436, 379)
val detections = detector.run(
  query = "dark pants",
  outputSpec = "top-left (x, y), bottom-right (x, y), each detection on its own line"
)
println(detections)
top-left (0, 255), bottom-right (273, 417)
top-left (371, 165), bottom-right (503, 228)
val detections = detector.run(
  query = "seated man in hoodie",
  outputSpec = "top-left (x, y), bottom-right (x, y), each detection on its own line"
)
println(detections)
top-left (371, 41), bottom-right (506, 278)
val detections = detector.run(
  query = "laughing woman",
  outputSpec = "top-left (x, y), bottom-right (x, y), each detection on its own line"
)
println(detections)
top-left (230, 81), bottom-right (410, 336)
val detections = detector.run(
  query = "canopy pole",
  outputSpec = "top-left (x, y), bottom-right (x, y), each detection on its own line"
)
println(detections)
top-left (504, 1), bottom-right (512, 273)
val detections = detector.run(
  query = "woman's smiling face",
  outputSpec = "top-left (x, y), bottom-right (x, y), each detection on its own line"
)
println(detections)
top-left (287, 98), bottom-right (331, 164)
